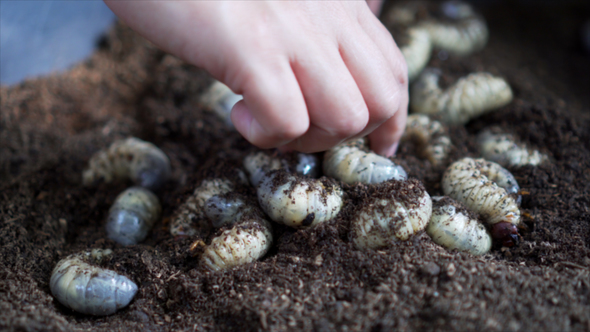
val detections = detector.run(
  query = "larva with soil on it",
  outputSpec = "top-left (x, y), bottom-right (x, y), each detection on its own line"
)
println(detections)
top-left (83, 137), bottom-right (171, 191)
top-left (200, 216), bottom-right (273, 271)
top-left (257, 169), bottom-right (344, 229)
top-left (323, 138), bottom-right (407, 185)
top-left (50, 249), bottom-right (138, 316)
top-left (106, 187), bottom-right (161, 246)
top-left (350, 179), bottom-right (432, 250)
top-left (170, 178), bottom-right (234, 237)
top-left (204, 193), bottom-right (255, 229)
top-left (477, 128), bottom-right (548, 167)
top-left (419, 0), bottom-right (488, 56)
top-left (442, 157), bottom-right (520, 246)
top-left (402, 27), bottom-right (433, 82)
top-left (411, 69), bottom-right (513, 125)
top-left (199, 80), bottom-right (243, 127)
top-left (401, 114), bottom-right (452, 166)
top-left (244, 151), bottom-right (320, 187)
top-left (427, 196), bottom-right (492, 255)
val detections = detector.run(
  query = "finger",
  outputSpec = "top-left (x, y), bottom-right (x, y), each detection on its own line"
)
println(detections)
top-left (368, 95), bottom-right (409, 157)
top-left (230, 59), bottom-right (309, 149)
top-left (281, 44), bottom-right (369, 153)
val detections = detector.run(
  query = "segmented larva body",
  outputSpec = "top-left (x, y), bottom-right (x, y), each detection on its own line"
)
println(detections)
top-left (257, 169), bottom-right (343, 229)
top-left (201, 217), bottom-right (273, 271)
top-left (50, 249), bottom-right (138, 316)
top-left (419, 1), bottom-right (488, 56)
top-left (401, 27), bottom-right (433, 82)
top-left (170, 178), bottom-right (234, 237)
top-left (244, 151), bottom-right (320, 187)
top-left (199, 80), bottom-right (243, 127)
top-left (83, 137), bottom-right (171, 191)
top-left (402, 114), bottom-right (452, 165)
top-left (323, 138), bottom-right (407, 184)
top-left (442, 157), bottom-right (520, 246)
top-left (477, 128), bottom-right (548, 167)
top-left (427, 196), bottom-right (492, 255)
top-left (351, 179), bottom-right (432, 250)
top-left (204, 193), bottom-right (254, 229)
top-left (411, 69), bottom-right (513, 125)
top-left (106, 187), bottom-right (161, 246)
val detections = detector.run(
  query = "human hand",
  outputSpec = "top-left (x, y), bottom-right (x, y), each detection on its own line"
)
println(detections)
top-left (105, 1), bottom-right (408, 156)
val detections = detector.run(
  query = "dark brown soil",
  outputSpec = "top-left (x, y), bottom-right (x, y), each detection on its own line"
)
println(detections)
top-left (2, 2), bottom-right (590, 331)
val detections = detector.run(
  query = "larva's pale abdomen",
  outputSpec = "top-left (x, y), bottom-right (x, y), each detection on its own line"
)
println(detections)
top-left (402, 114), bottom-right (452, 165)
top-left (442, 158), bottom-right (520, 226)
top-left (106, 187), bottom-right (161, 246)
top-left (351, 179), bottom-right (432, 250)
top-left (49, 249), bottom-right (137, 316)
top-left (244, 151), bottom-right (320, 187)
top-left (257, 170), bottom-right (343, 229)
top-left (427, 196), bottom-right (492, 255)
top-left (200, 80), bottom-right (243, 127)
top-left (411, 69), bottom-right (513, 125)
top-left (83, 137), bottom-right (171, 191)
top-left (201, 218), bottom-right (272, 271)
top-left (170, 178), bottom-right (234, 237)
top-left (477, 129), bottom-right (548, 167)
top-left (401, 27), bottom-right (433, 81)
top-left (323, 138), bottom-right (407, 184)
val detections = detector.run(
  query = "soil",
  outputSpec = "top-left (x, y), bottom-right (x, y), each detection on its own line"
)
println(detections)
top-left (1, 2), bottom-right (590, 331)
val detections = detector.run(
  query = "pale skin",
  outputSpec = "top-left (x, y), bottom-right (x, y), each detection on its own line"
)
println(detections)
top-left (105, 0), bottom-right (407, 157)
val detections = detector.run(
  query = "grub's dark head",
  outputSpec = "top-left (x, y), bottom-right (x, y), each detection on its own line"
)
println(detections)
top-left (491, 222), bottom-right (519, 247)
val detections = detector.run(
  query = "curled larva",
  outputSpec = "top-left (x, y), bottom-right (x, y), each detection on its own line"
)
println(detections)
top-left (427, 196), bottom-right (492, 255)
top-left (477, 128), bottom-right (548, 167)
top-left (201, 216), bottom-right (273, 271)
top-left (244, 151), bottom-right (321, 187)
top-left (350, 179), bottom-right (432, 250)
top-left (83, 137), bottom-right (171, 191)
top-left (401, 27), bottom-right (433, 82)
top-left (401, 114), bottom-right (452, 165)
top-left (419, 1), bottom-right (488, 56)
top-left (106, 187), bottom-right (161, 246)
top-left (204, 193), bottom-right (252, 228)
top-left (442, 157), bottom-right (520, 246)
top-left (411, 69), bottom-right (513, 125)
top-left (50, 249), bottom-right (138, 316)
top-left (323, 138), bottom-right (407, 184)
top-left (199, 80), bottom-right (243, 127)
top-left (257, 169), bottom-right (343, 228)
top-left (170, 178), bottom-right (234, 237)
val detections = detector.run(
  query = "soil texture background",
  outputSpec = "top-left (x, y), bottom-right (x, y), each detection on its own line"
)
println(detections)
top-left (1, 2), bottom-right (590, 331)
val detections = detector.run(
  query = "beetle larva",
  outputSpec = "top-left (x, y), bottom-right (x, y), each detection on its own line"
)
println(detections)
top-left (442, 157), bottom-right (520, 246)
top-left (402, 27), bottom-right (433, 82)
top-left (204, 193), bottom-right (254, 228)
top-left (323, 138), bottom-right (407, 185)
top-left (427, 196), bottom-right (492, 255)
top-left (83, 137), bottom-right (171, 191)
top-left (170, 178), bottom-right (234, 237)
top-left (257, 169), bottom-right (343, 229)
top-left (201, 216), bottom-right (273, 271)
top-left (50, 249), bottom-right (138, 316)
top-left (411, 69), bottom-right (513, 125)
top-left (419, 1), bottom-right (488, 56)
top-left (106, 187), bottom-right (161, 246)
top-left (199, 80), bottom-right (243, 127)
top-left (477, 128), bottom-right (548, 167)
top-left (401, 114), bottom-right (452, 166)
top-left (350, 179), bottom-right (432, 250)
top-left (244, 150), bottom-right (321, 187)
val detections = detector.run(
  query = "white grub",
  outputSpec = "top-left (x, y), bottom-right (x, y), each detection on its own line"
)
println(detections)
top-left (82, 137), bottom-right (171, 191)
top-left (323, 138), bottom-right (407, 185)
top-left (402, 27), bottom-right (433, 82)
top-left (244, 150), bottom-right (320, 187)
top-left (401, 114), bottom-right (452, 166)
top-left (200, 216), bottom-right (272, 271)
top-left (170, 178), bottom-right (234, 237)
top-left (442, 157), bottom-right (520, 226)
top-left (427, 196), bottom-right (492, 255)
top-left (204, 193), bottom-right (253, 228)
top-left (477, 128), bottom-right (548, 167)
top-left (411, 69), bottom-right (513, 125)
top-left (351, 179), bottom-right (432, 250)
top-left (419, 1), bottom-right (488, 56)
top-left (199, 80), bottom-right (243, 127)
top-left (257, 169), bottom-right (343, 229)
top-left (50, 249), bottom-right (137, 316)
top-left (106, 187), bottom-right (161, 246)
